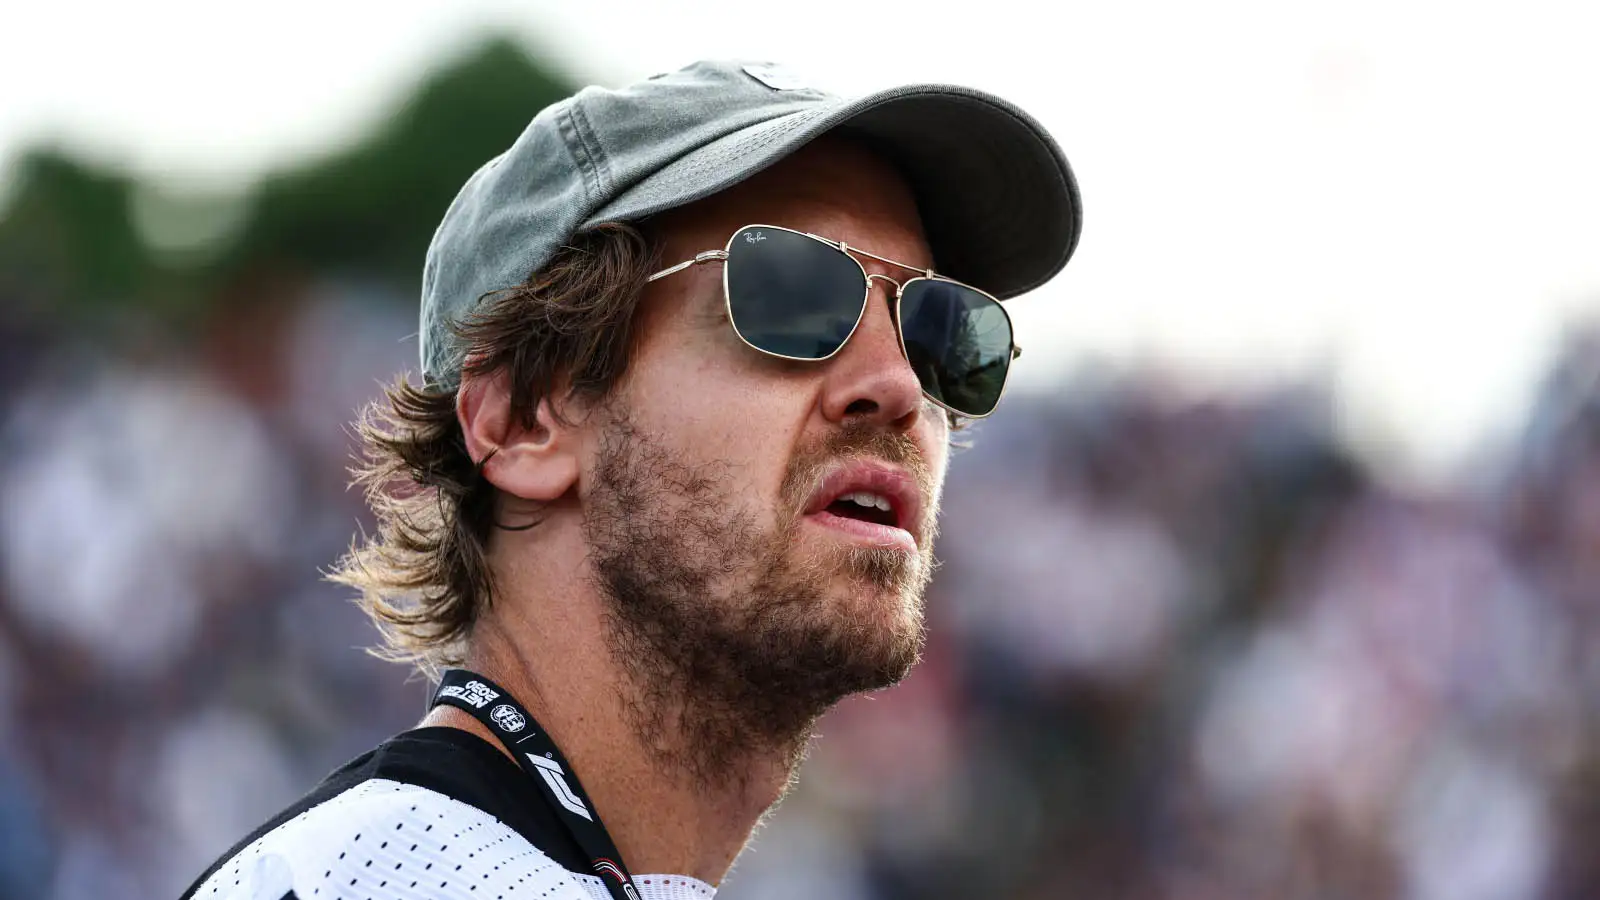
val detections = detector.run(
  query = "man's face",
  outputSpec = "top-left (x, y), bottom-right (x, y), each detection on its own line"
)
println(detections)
top-left (577, 137), bottom-right (953, 765)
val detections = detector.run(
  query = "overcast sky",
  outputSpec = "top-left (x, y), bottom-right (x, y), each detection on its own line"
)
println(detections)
top-left (6, 0), bottom-right (1599, 482)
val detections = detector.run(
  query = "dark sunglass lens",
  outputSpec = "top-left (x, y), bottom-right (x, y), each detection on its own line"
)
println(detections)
top-left (726, 227), bottom-right (866, 359)
top-left (898, 280), bottom-right (1014, 417)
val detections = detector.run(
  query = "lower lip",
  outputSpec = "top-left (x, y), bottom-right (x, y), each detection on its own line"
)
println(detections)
top-left (803, 510), bottom-right (917, 553)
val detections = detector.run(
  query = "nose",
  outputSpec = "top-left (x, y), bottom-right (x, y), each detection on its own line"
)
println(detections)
top-left (818, 275), bottom-right (925, 430)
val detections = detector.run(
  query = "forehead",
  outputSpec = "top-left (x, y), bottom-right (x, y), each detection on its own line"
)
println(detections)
top-left (651, 135), bottom-right (932, 269)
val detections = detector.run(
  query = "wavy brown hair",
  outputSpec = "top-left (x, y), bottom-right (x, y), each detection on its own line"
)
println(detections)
top-left (330, 222), bottom-right (658, 677)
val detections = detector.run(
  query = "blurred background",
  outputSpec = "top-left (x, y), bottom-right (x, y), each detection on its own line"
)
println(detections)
top-left (2, 2), bottom-right (1598, 898)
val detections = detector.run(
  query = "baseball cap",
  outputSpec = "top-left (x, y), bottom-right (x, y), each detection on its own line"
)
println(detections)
top-left (419, 59), bottom-right (1082, 385)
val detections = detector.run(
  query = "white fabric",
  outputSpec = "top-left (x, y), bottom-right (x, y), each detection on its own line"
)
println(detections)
top-left (190, 778), bottom-right (715, 900)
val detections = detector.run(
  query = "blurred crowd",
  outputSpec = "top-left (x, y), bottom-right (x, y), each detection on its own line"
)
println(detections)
top-left (2, 271), bottom-right (1597, 898)
top-left (730, 335), bottom-right (1600, 900)
top-left (2, 38), bottom-right (1598, 900)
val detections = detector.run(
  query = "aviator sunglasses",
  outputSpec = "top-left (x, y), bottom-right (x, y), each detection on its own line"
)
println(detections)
top-left (648, 224), bottom-right (1021, 418)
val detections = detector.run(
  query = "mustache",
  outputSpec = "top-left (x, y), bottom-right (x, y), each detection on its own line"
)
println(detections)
top-left (780, 422), bottom-right (936, 535)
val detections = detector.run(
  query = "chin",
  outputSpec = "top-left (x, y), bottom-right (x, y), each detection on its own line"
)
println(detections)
top-left (838, 571), bottom-right (922, 629)
top-left (815, 554), bottom-right (929, 686)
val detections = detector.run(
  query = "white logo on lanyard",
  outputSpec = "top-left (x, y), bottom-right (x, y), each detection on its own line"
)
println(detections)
top-left (489, 704), bottom-right (526, 732)
top-left (526, 753), bottom-right (593, 821)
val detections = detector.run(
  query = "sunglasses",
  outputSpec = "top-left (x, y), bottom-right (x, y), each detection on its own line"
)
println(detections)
top-left (647, 224), bottom-right (1021, 419)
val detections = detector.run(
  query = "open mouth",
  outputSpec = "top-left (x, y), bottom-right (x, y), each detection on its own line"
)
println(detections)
top-left (802, 461), bottom-right (921, 551)
top-left (822, 491), bottom-right (901, 529)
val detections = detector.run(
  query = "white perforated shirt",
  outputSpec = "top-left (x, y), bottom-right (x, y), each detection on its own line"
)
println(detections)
top-left (182, 729), bottom-right (715, 900)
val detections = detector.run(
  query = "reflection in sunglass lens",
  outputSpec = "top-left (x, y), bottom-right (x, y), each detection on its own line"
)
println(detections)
top-left (726, 227), bottom-right (867, 360)
top-left (898, 280), bottom-right (1014, 417)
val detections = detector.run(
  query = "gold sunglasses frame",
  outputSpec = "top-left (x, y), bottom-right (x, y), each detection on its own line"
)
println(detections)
top-left (646, 224), bottom-right (1021, 419)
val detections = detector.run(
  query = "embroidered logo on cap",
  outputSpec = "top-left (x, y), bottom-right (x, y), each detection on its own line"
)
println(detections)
top-left (742, 63), bottom-right (815, 92)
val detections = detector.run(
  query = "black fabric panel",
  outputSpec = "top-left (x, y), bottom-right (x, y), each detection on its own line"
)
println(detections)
top-left (179, 728), bottom-right (588, 899)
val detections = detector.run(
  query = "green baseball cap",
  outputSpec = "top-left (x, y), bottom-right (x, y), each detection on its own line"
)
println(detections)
top-left (419, 59), bottom-right (1082, 385)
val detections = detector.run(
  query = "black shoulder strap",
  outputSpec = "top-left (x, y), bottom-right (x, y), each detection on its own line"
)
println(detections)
top-left (432, 669), bottom-right (640, 900)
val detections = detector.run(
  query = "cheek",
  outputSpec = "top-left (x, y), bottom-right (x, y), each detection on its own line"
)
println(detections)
top-left (916, 414), bottom-right (953, 509)
top-left (616, 326), bottom-right (813, 478)
top-left (928, 440), bottom-right (952, 505)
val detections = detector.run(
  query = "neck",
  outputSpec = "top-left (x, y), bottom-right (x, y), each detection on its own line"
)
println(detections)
top-left (417, 571), bottom-right (803, 884)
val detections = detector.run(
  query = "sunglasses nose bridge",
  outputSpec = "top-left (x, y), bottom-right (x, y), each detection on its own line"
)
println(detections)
top-left (855, 271), bottom-right (916, 374)
top-left (863, 272), bottom-right (904, 298)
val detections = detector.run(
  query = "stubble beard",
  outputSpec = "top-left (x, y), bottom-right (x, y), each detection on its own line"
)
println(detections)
top-left (583, 414), bottom-right (936, 786)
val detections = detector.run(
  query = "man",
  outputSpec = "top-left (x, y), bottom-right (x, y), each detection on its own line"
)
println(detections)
top-left (184, 60), bottom-right (1080, 900)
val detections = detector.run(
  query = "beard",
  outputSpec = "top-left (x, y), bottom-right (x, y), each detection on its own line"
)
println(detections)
top-left (582, 412), bottom-right (936, 783)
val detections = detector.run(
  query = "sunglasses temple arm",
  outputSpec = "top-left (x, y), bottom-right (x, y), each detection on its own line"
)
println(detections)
top-left (646, 250), bottom-right (730, 283)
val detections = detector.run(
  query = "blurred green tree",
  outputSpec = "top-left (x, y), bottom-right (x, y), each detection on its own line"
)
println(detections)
top-left (0, 151), bottom-right (149, 313)
top-left (0, 37), bottom-right (575, 322)
top-left (234, 37), bottom-right (573, 282)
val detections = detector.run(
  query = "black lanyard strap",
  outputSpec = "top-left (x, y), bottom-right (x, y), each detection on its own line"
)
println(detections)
top-left (432, 669), bottom-right (640, 900)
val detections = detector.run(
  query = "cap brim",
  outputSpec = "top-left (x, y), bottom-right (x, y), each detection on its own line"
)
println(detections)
top-left (581, 84), bottom-right (1081, 299)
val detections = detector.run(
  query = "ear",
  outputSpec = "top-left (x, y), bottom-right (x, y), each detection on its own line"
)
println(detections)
top-left (457, 368), bottom-right (580, 502)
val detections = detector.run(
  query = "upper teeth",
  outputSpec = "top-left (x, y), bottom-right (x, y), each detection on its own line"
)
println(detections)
top-left (841, 491), bottom-right (892, 512)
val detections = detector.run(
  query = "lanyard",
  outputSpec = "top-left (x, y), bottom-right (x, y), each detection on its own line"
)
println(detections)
top-left (431, 669), bottom-right (641, 900)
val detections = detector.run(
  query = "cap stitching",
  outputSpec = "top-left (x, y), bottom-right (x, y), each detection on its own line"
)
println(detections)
top-left (557, 102), bottom-right (602, 209)
top-left (568, 100), bottom-right (613, 199)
